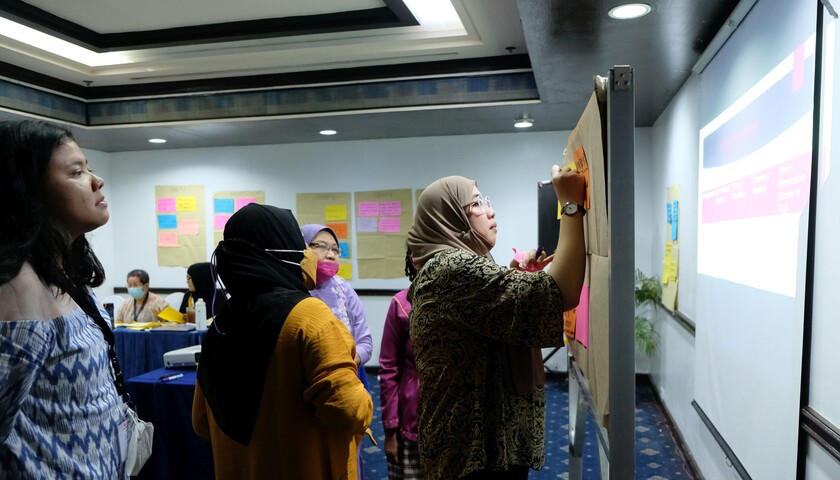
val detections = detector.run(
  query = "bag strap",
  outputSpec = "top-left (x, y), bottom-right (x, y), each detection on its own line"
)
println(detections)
top-left (66, 286), bottom-right (129, 403)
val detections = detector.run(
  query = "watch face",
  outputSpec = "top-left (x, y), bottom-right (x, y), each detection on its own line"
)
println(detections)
top-left (563, 203), bottom-right (578, 215)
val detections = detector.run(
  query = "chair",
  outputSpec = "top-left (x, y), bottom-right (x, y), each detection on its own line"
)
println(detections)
top-left (165, 291), bottom-right (185, 310)
top-left (101, 295), bottom-right (125, 323)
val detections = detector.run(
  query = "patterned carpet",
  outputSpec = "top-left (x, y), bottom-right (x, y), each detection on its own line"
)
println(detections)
top-left (362, 373), bottom-right (697, 479)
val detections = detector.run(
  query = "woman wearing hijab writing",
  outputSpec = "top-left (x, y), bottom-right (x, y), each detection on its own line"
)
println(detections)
top-left (407, 165), bottom-right (586, 479)
top-left (192, 204), bottom-right (373, 480)
top-left (178, 262), bottom-right (227, 321)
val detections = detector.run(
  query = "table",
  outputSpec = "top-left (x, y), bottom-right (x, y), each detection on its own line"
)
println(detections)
top-left (114, 329), bottom-right (206, 380)
top-left (126, 368), bottom-right (214, 480)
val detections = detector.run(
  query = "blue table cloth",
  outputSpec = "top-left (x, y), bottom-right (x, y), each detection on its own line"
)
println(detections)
top-left (126, 368), bottom-right (214, 480)
top-left (114, 329), bottom-right (206, 380)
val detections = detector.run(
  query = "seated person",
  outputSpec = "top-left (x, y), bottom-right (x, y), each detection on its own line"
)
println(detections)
top-left (115, 269), bottom-right (167, 323)
top-left (178, 262), bottom-right (228, 322)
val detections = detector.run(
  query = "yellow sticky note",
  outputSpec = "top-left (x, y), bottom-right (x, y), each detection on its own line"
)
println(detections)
top-left (177, 196), bottom-right (197, 211)
top-left (338, 263), bottom-right (352, 280)
top-left (325, 205), bottom-right (347, 221)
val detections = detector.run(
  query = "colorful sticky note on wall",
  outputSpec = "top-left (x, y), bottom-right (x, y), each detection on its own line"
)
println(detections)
top-left (176, 196), bottom-right (197, 211)
top-left (157, 197), bottom-right (176, 213)
top-left (357, 217), bottom-right (378, 233)
top-left (236, 197), bottom-right (256, 211)
top-left (339, 241), bottom-right (350, 258)
top-left (178, 219), bottom-right (199, 235)
top-left (214, 198), bottom-right (235, 213)
top-left (214, 214), bottom-right (232, 231)
top-left (158, 231), bottom-right (179, 247)
top-left (380, 201), bottom-right (401, 216)
top-left (157, 214), bottom-right (178, 229)
top-left (327, 223), bottom-right (349, 239)
top-left (338, 263), bottom-right (352, 280)
top-left (379, 217), bottom-right (401, 233)
top-left (358, 202), bottom-right (379, 217)
top-left (325, 205), bottom-right (347, 221)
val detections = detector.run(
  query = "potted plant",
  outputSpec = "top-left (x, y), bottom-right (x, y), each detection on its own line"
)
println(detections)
top-left (634, 269), bottom-right (661, 356)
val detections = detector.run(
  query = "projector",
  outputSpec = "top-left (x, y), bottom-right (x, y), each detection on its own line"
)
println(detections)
top-left (163, 345), bottom-right (202, 368)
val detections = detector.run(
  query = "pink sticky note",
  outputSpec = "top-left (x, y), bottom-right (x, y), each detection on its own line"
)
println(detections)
top-left (157, 197), bottom-right (176, 213)
top-left (214, 214), bottom-right (232, 231)
top-left (358, 202), bottom-right (379, 216)
top-left (380, 201), bottom-right (401, 217)
top-left (575, 285), bottom-right (591, 348)
top-left (235, 197), bottom-right (256, 211)
top-left (378, 217), bottom-right (401, 233)
top-left (178, 219), bottom-right (199, 235)
top-left (158, 231), bottom-right (179, 247)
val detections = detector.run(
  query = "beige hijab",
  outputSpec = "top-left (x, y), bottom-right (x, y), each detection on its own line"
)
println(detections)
top-left (408, 175), bottom-right (544, 393)
top-left (407, 176), bottom-right (494, 269)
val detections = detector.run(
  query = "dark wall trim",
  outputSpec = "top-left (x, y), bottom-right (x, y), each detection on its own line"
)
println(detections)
top-left (692, 400), bottom-right (752, 479)
top-left (0, 1), bottom-right (417, 50)
top-left (640, 375), bottom-right (702, 477)
top-left (801, 407), bottom-right (840, 464)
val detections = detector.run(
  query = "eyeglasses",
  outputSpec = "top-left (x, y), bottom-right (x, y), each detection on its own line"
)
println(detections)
top-left (309, 241), bottom-right (342, 256)
top-left (465, 195), bottom-right (492, 215)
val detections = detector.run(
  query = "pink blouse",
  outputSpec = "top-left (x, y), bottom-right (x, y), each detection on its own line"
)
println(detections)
top-left (378, 289), bottom-right (419, 442)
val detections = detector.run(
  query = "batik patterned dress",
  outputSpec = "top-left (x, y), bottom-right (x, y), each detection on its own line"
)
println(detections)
top-left (408, 249), bottom-right (566, 480)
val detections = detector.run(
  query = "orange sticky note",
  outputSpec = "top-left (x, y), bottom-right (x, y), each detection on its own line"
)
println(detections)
top-left (327, 222), bottom-right (349, 239)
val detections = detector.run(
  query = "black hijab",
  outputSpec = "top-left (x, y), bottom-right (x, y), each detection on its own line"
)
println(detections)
top-left (179, 262), bottom-right (228, 316)
top-left (196, 204), bottom-right (310, 445)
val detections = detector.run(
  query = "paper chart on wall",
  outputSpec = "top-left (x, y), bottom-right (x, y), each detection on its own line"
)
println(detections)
top-left (296, 192), bottom-right (353, 280)
top-left (212, 191), bottom-right (265, 246)
top-left (355, 188), bottom-right (413, 279)
top-left (661, 184), bottom-right (680, 311)
top-left (155, 185), bottom-right (206, 267)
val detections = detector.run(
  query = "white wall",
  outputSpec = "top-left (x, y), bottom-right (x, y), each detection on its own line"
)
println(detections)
top-left (93, 131), bottom-right (579, 368)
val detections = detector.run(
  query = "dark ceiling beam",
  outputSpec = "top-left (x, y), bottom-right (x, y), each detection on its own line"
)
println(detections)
top-left (0, 0), bottom-right (418, 51)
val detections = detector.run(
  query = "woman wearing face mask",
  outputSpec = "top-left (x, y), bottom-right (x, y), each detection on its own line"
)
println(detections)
top-left (192, 204), bottom-right (372, 479)
top-left (115, 269), bottom-right (166, 323)
top-left (300, 224), bottom-right (373, 373)
top-left (301, 224), bottom-right (373, 480)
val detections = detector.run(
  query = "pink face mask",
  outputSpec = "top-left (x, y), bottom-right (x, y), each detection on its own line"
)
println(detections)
top-left (316, 261), bottom-right (339, 285)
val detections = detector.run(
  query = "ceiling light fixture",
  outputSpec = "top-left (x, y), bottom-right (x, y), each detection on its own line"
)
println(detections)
top-left (319, 129), bottom-right (337, 136)
top-left (148, 138), bottom-right (167, 144)
top-left (514, 116), bottom-right (534, 129)
top-left (608, 3), bottom-right (652, 20)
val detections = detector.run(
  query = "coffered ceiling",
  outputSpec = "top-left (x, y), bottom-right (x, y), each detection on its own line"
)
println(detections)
top-left (0, 0), bottom-right (739, 152)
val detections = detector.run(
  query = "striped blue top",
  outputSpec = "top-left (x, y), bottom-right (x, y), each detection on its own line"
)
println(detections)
top-left (0, 308), bottom-right (125, 479)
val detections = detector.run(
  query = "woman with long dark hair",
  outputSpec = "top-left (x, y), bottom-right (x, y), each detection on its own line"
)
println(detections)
top-left (0, 120), bottom-right (126, 477)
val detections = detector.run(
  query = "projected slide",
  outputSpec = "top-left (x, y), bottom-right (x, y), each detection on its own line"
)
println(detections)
top-left (698, 35), bottom-right (815, 297)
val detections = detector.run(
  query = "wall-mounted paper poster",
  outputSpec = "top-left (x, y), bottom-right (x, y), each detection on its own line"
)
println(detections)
top-left (661, 184), bottom-right (680, 311)
top-left (212, 190), bottom-right (266, 245)
top-left (296, 192), bottom-right (352, 280)
top-left (155, 185), bottom-right (206, 266)
top-left (355, 188), bottom-right (412, 279)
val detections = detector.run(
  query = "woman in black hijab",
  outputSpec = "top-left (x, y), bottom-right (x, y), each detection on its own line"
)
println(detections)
top-left (178, 262), bottom-right (227, 318)
top-left (192, 203), bottom-right (373, 480)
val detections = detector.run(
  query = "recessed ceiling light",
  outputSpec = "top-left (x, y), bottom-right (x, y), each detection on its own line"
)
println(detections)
top-left (514, 117), bottom-right (534, 128)
top-left (148, 138), bottom-right (167, 144)
top-left (608, 3), bottom-right (652, 20)
top-left (319, 129), bottom-right (337, 136)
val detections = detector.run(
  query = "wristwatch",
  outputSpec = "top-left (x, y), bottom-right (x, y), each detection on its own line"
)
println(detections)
top-left (561, 202), bottom-right (586, 217)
